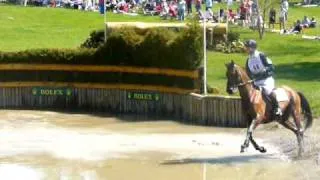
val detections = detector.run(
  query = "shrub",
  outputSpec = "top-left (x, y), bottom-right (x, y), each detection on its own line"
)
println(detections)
top-left (81, 30), bottom-right (105, 49)
top-left (227, 30), bottom-right (240, 44)
top-left (0, 23), bottom-right (203, 90)
top-left (0, 48), bottom-right (96, 64)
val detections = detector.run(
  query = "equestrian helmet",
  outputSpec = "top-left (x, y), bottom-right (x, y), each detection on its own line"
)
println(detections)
top-left (244, 39), bottom-right (257, 49)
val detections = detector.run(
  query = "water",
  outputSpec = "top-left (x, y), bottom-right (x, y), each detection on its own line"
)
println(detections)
top-left (0, 110), bottom-right (317, 180)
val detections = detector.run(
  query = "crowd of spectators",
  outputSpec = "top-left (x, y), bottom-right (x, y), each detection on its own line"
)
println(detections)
top-left (23, 0), bottom-right (319, 32)
top-left (26, 0), bottom-right (242, 22)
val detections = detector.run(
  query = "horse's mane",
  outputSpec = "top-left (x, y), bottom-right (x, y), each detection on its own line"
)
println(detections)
top-left (235, 64), bottom-right (251, 82)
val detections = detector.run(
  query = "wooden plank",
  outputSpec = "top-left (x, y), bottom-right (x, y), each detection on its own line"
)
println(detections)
top-left (0, 82), bottom-right (195, 94)
top-left (0, 87), bottom-right (246, 128)
top-left (0, 64), bottom-right (198, 79)
top-left (106, 22), bottom-right (227, 34)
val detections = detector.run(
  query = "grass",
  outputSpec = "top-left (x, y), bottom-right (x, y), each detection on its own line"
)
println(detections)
top-left (0, 4), bottom-right (166, 51)
top-left (207, 26), bottom-right (320, 117)
top-left (0, 4), bottom-right (319, 116)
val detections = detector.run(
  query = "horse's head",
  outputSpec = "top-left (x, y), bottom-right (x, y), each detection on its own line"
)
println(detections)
top-left (225, 60), bottom-right (242, 95)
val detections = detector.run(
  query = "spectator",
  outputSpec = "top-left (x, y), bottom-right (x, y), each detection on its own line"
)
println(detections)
top-left (186, 0), bottom-right (192, 15)
top-left (290, 20), bottom-right (302, 34)
top-left (279, 5), bottom-right (286, 31)
top-left (160, 0), bottom-right (169, 19)
top-left (168, 1), bottom-right (178, 19)
top-left (178, 0), bottom-right (186, 21)
top-left (310, 17), bottom-right (317, 28)
top-left (219, 8), bottom-right (226, 23)
top-left (228, 9), bottom-right (236, 24)
top-left (195, 0), bottom-right (201, 12)
top-left (205, 0), bottom-right (212, 11)
top-left (239, 2), bottom-right (247, 26)
top-left (198, 8), bottom-right (214, 22)
top-left (281, 0), bottom-right (289, 21)
top-left (116, 0), bottom-right (129, 13)
top-left (98, 0), bottom-right (104, 14)
top-left (269, 7), bottom-right (276, 29)
top-left (302, 16), bottom-right (311, 28)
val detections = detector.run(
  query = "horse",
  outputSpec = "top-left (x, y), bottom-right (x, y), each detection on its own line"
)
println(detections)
top-left (225, 60), bottom-right (313, 157)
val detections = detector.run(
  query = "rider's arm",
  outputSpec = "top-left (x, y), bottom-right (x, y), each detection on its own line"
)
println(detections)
top-left (259, 53), bottom-right (274, 78)
top-left (245, 59), bottom-right (254, 79)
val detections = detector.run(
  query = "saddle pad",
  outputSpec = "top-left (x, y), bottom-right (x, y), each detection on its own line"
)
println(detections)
top-left (273, 88), bottom-right (289, 102)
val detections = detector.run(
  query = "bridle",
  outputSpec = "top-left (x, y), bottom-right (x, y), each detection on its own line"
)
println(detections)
top-left (237, 79), bottom-right (254, 87)
top-left (233, 66), bottom-right (255, 87)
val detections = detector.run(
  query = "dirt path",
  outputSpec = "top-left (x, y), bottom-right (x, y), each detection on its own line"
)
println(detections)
top-left (0, 110), bottom-right (318, 180)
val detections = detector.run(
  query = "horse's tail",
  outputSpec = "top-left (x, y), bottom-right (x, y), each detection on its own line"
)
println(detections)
top-left (297, 92), bottom-right (313, 130)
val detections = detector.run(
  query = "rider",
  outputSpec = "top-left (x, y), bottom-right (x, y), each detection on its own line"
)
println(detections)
top-left (244, 39), bottom-right (282, 117)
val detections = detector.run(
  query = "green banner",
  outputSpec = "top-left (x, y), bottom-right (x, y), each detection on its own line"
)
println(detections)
top-left (127, 91), bottom-right (160, 101)
top-left (32, 87), bottom-right (72, 96)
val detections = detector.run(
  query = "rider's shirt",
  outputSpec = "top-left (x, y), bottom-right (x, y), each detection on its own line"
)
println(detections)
top-left (246, 50), bottom-right (275, 95)
top-left (248, 50), bottom-right (266, 75)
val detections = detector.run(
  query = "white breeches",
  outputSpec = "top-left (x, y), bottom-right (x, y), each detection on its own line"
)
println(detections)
top-left (254, 77), bottom-right (275, 95)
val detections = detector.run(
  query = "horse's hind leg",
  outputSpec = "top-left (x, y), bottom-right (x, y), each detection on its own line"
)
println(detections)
top-left (293, 111), bottom-right (304, 157)
top-left (280, 120), bottom-right (301, 153)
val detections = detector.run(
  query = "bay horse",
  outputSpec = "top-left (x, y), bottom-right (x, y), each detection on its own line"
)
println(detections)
top-left (225, 60), bottom-right (313, 157)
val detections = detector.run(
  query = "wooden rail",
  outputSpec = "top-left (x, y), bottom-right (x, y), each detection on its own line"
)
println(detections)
top-left (0, 64), bottom-right (198, 79)
top-left (106, 22), bottom-right (228, 34)
top-left (0, 82), bottom-right (195, 94)
top-left (0, 87), bottom-right (246, 127)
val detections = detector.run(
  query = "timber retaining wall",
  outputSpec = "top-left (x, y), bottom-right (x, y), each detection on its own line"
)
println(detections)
top-left (0, 87), bottom-right (246, 127)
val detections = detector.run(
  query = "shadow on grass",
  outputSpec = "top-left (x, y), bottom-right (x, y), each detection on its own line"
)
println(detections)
top-left (276, 62), bottom-right (320, 81)
top-left (161, 154), bottom-right (276, 165)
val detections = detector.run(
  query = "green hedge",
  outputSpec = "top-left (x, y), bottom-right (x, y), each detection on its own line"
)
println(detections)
top-left (0, 48), bottom-right (96, 64)
top-left (0, 23), bottom-right (203, 90)
top-left (0, 22), bottom-right (203, 70)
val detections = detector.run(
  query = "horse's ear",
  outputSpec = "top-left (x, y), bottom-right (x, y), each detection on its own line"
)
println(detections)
top-left (231, 60), bottom-right (235, 65)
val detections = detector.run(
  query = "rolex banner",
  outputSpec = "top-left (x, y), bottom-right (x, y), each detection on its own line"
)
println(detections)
top-left (127, 91), bottom-right (160, 101)
top-left (32, 87), bottom-right (72, 96)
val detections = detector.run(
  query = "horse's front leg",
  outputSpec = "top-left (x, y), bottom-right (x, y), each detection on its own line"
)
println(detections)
top-left (241, 119), bottom-right (257, 153)
top-left (249, 133), bottom-right (267, 153)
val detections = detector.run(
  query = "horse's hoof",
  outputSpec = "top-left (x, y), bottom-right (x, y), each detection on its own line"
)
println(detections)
top-left (259, 147), bottom-right (267, 153)
top-left (240, 145), bottom-right (246, 153)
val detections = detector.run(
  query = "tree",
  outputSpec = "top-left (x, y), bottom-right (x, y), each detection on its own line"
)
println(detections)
top-left (254, 0), bottom-right (279, 39)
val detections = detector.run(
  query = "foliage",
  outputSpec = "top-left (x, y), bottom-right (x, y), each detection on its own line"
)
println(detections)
top-left (0, 24), bottom-right (202, 70)
top-left (81, 30), bottom-right (105, 49)
top-left (94, 23), bottom-right (202, 69)
top-left (227, 31), bottom-right (240, 43)
top-left (0, 48), bottom-right (96, 64)
top-left (0, 24), bottom-right (203, 90)
top-left (213, 31), bottom-right (244, 53)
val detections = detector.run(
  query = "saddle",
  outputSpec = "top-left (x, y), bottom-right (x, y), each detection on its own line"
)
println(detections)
top-left (253, 87), bottom-right (289, 119)
top-left (253, 85), bottom-right (289, 103)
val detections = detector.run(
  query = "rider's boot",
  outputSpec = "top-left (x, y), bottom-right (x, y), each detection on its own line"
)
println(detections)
top-left (270, 92), bottom-right (282, 117)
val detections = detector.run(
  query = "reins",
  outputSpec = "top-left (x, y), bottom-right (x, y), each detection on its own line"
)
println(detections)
top-left (234, 65), bottom-right (255, 87)
top-left (237, 79), bottom-right (254, 87)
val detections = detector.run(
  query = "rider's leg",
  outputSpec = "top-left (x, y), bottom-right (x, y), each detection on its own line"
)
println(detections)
top-left (260, 77), bottom-right (282, 117)
top-left (269, 91), bottom-right (282, 116)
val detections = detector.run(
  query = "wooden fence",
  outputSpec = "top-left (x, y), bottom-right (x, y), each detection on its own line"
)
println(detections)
top-left (0, 87), bottom-right (246, 127)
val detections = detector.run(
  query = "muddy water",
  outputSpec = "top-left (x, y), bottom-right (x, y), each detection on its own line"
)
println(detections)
top-left (0, 110), bottom-right (317, 180)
